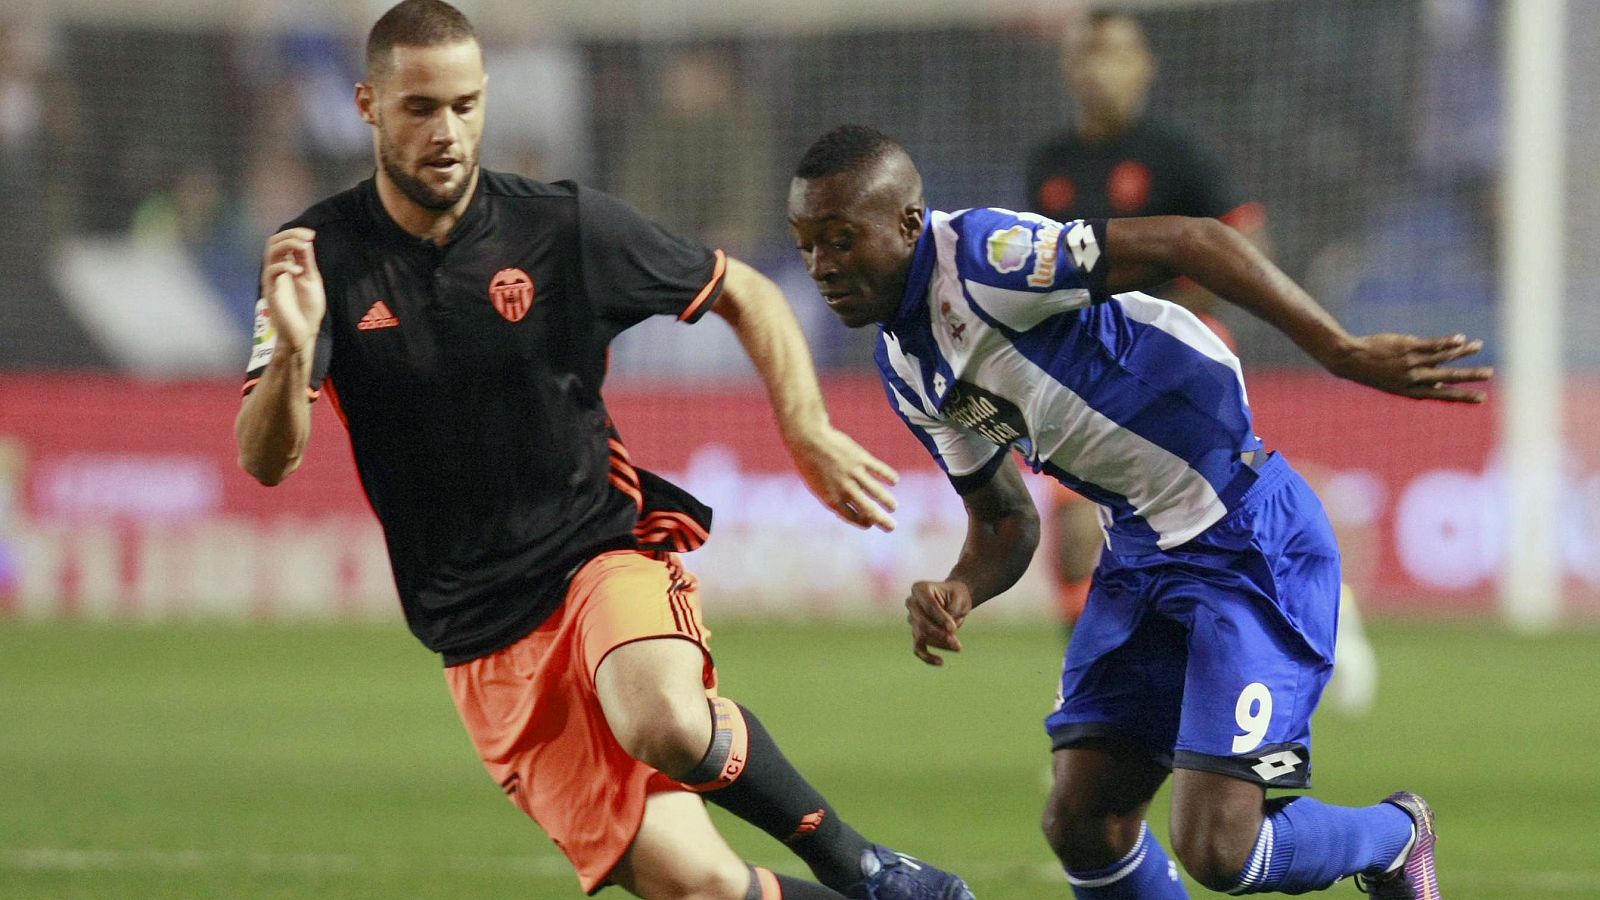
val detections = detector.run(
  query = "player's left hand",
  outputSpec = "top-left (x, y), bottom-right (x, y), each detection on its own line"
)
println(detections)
top-left (787, 426), bottom-right (900, 531)
top-left (906, 580), bottom-right (973, 666)
top-left (1325, 332), bottom-right (1493, 402)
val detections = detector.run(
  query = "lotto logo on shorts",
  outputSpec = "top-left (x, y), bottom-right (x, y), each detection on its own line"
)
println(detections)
top-left (490, 268), bottom-right (536, 322)
top-left (1251, 749), bottom-right (1303, 781)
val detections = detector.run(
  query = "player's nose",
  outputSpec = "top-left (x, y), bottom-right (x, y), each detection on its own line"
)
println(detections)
top-left (806, 250), bottom-right (837, 281)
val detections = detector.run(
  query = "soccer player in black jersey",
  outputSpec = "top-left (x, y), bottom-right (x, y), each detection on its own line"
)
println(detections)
top-left (234, 3), bottom-right (973, 899)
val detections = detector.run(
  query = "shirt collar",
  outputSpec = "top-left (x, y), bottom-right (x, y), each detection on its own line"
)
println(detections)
top-left (885, 215), bottom-right (937, 330)
top-left (362, 170), bottom-right (490, 252)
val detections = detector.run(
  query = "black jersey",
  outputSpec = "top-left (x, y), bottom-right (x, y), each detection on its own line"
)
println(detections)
top-left (1024, 118), bottom-right (1258, 226)
top-left (244, 172), bottom-right (723, 663)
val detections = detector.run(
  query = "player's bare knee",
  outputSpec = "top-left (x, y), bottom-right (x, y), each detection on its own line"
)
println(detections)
top-left (642, 859), bottom-right (750, 900)
top-left (1169, 822), bottom-right (1252, 893)
top-left (613, 693), bottom-right (711, 778)
top-left (1040, 794), bottom-right (1112, 867)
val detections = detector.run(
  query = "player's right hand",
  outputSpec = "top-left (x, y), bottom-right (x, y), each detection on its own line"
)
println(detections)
top-left (260, 228), bottom-right (326, 353)
top-left (906, 579), bottom-right (973, 666)
top-left (787, 425), bottom-right (901, 532)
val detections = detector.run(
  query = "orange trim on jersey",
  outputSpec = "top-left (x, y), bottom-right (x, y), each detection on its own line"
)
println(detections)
top-left (649, 510), bottom-right (709, 540)
top-left (1218, 201), bottom-right (1267, 234)
top-left (608, 438), bottom-right (643, 513)
top-left (609, 459), bottom-right (642, 492)
top-left (323, 379), bottom-right (350, 430)
top-left (754, 867), bottom-right (782, 898)
top-left (677, 249), bottom-right (727, 322)
top-left (241, 377), bottom-right (262, 396)
top-left (635, 510), bottom-right (710, 552)
top-left (609, 456), bottom-right (640, 484)
top-left (609, 473), bottom-right (644, 510)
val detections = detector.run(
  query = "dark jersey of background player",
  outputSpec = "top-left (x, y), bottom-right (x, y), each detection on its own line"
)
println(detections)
top-left (242, 171), bottom-right (723, 663)
top-left (1025, 11), bottom-right (1265, 234)
top-left (1026, 118), bottom-right (1260, 227)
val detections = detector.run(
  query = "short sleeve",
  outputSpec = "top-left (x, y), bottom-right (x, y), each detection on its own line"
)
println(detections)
top-left (576, 186), bottom-right (727, 327)
top-left (944, 208), bottom-right (1111, 333)
top-left (241, 296), bottom-right (332, 401)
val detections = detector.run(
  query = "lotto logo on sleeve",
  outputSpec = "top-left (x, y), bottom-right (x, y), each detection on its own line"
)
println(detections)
top-left (490, 268), bottom-right (536, 322)
top-left (1065, 221), bottom-right (1100, 273)
top-left (986, 225), bottom-right (1034, 274)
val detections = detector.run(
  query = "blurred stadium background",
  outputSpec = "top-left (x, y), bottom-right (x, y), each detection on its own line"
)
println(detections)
top-left (1, 0), bottom-right (1597, 897)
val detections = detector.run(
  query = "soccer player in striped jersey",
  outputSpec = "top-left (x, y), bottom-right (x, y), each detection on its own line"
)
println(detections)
top-left (1029, 9), bottom-right (1381, 720)
top-left (787, 125), bottom-right (1487, 899)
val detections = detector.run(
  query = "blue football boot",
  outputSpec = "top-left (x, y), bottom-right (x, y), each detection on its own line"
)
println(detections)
top-left (845, 845), bottom-right (975, 900)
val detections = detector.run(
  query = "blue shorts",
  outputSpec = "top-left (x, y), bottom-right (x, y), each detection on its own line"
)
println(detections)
top-left (1044, 453), bottom-right (1340, 788)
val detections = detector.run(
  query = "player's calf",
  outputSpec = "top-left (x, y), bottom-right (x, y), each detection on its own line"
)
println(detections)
top-left (1167, 773), bottom-right (1268, 892)
top-left (1221, 795), bottom-right (1418, 895)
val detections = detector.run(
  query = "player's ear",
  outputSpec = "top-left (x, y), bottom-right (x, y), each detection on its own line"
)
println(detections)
top-left (899, 205), bottom-right (925, 244)
top-left (355, 82), bottom-right (377, 125)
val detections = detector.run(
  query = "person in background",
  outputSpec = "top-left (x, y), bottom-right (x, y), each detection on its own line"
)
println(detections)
top-left (1025, 11), bottom-right (1375, 714)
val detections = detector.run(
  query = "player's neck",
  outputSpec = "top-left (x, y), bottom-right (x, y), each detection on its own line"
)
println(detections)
top-left (375, 168), bottom-right (480, 247)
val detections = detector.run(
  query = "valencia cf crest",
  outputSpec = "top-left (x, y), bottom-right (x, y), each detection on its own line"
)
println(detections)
top-left (489, 268), bottom-right (535, 322)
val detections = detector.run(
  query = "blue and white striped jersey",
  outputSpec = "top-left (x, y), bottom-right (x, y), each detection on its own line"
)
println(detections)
top-left (876, 208), bottom-right (1264, 553)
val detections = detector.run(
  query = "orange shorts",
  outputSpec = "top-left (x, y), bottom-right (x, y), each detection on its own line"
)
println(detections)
top-left (444, 549), bottom-right (716, 894)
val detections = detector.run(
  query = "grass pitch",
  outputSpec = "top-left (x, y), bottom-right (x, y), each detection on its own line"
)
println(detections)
top-left (1, 618), bottom-right (1596, 898)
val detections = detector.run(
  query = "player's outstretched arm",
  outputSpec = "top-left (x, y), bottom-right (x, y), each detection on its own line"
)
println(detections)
top-left (236, 229), bottom-right (326, 486)
top-left (712, 257), bottom-right (900, 531)
top-left (1100, 216), bottom-right (1493, 402)
top-left (907, 460), bottom-right (1039, 666)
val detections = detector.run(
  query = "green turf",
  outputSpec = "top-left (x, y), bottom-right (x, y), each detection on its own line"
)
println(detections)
top-left (1, 619), bottom-right (1596, 898)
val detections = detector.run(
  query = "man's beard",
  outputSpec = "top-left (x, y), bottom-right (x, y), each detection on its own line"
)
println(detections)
top-left (379, 137), bottom-right (475, 211)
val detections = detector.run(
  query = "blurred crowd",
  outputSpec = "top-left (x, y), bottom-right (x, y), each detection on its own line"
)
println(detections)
top-left (1, 0), bottom-right (1590, 376)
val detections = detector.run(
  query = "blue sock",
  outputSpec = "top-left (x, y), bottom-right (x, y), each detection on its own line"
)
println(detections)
top-left (1064, 822), bottom-right (1189, 898)
top-left (1228, 797), bottom-right (1414, 894)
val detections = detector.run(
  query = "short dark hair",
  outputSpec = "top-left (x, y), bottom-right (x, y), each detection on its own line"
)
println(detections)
top-left (794, 125), bottom-right (905, 180)
top-left (366, 0), bottom-right (479, 78)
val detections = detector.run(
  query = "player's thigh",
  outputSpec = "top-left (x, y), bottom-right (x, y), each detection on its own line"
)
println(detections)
top-left (1045, 571), bottom-right (1187, 763)
top-left (574, 550), bottom-right (719, 765)
top-left (609, 790), bottom-right (749, 900)
top-left (1171, 589), bottom-right (1330, 791)
top-left (595, 636), bottom-right (716, 765)
top-left (1046, 740), bottom-right (1168, 824)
